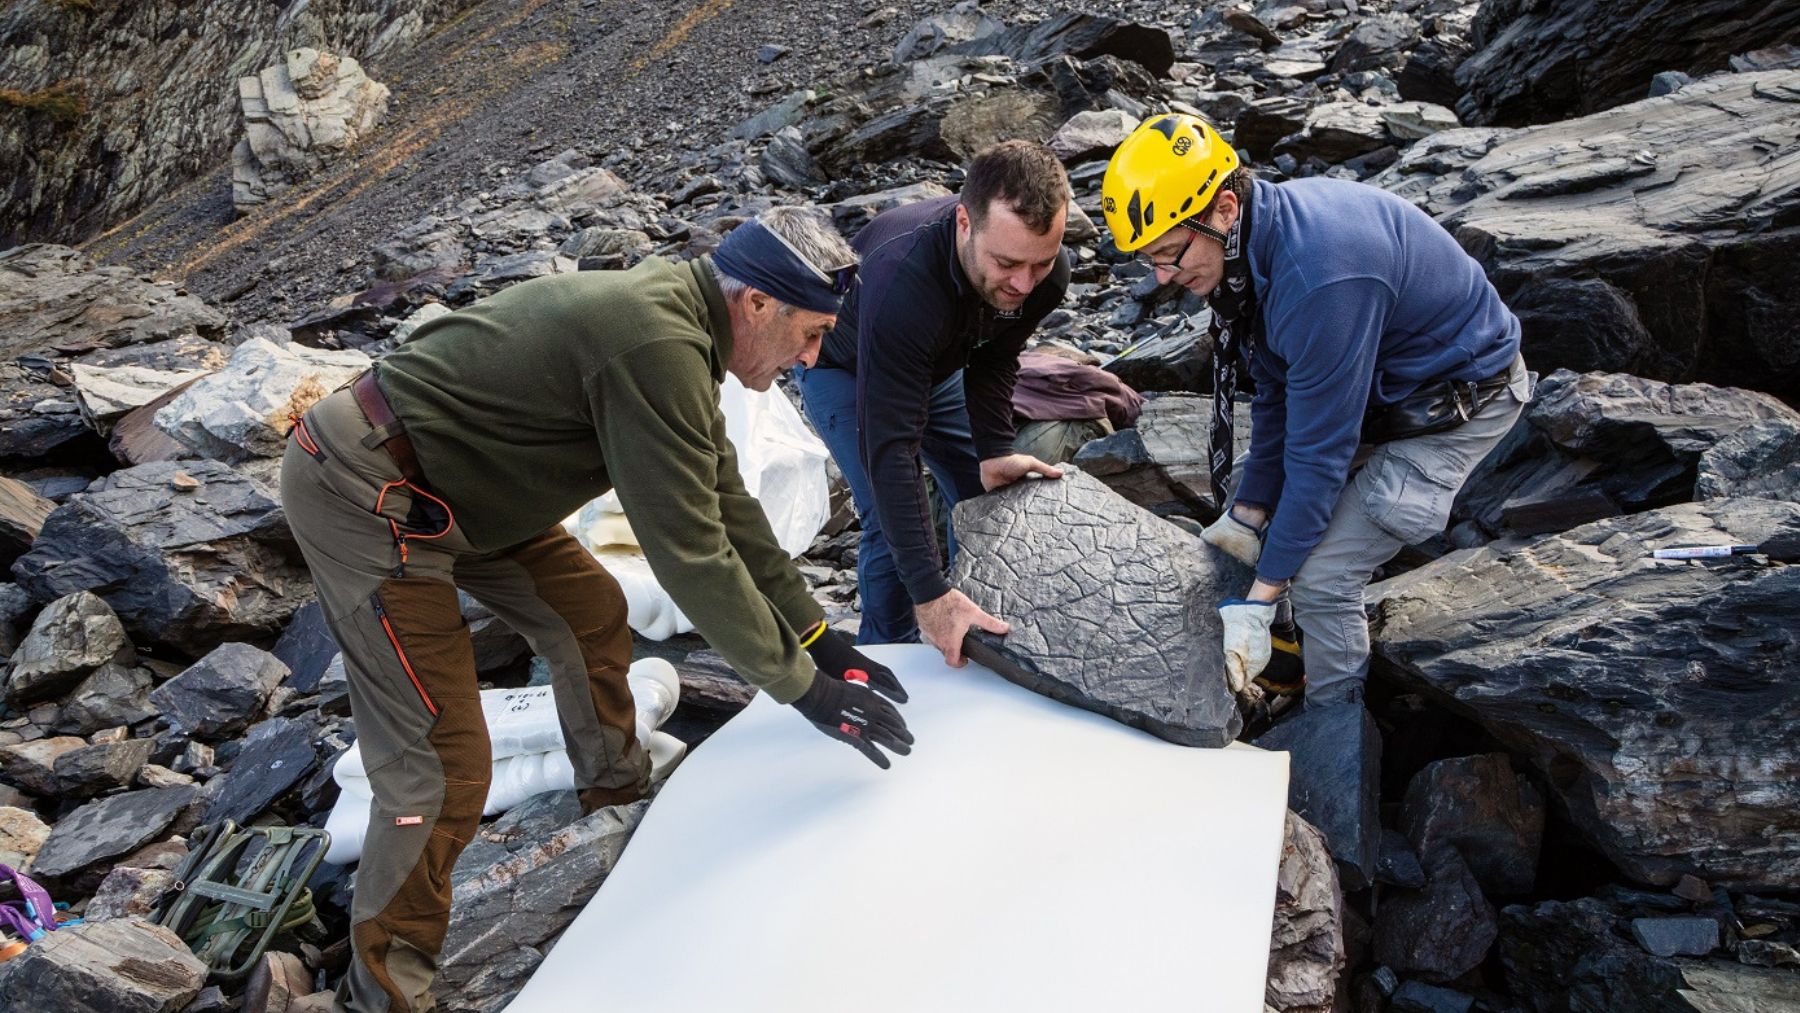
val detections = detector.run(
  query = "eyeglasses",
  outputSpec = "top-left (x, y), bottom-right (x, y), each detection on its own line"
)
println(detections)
top-left (1137, 226), bottom-right (1198, 273)
top-left (826, 263), bottom-right (857, 295)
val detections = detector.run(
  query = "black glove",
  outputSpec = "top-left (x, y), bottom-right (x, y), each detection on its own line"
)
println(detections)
top-left (803, 624), bottom-right (907, 703)
top-left (791, 672), bottom-right (915, 769)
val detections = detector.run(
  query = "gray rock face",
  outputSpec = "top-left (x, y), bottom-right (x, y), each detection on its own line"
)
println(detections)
top-left (1400, 753), bottom-right (1544, 898)
top-left (4, 591), bottom-right (135, 707)
top-left (434, 793), bottom-right (648, 1012)
top-left (1456, 0), bottom-right (1800, 127)
top-left (0, 736), bottom-right (85, 796)
top-left (13, 460), bottom-right (311, 655)
top-left (893, 1), bottom-right (1003, 64)
top-left (1373, 844), bottom-right (1499, 983)
top-left (1371, 498), bottom-right (1800, 888)
top-left (1102, 321), bottom-right (1213, 394)
top-left (154, 337), bottom-right (370, 463)
top-left (1629, 916), bottom-right (1720, 958)
top-left (0, 0), bottom-right (472, 246)
top-left (232, 48), bottom-right (392, 213)
top-left (56, 663), bottom-right (157, 737)
top-left (1266, 812), bottom-right (1345, 1013)
top-left (202, 715), bottom-right (320, 826)
top-left (1255, 702), bottom-right (1382, 890)
top-left (1374, 72), bottom-right (1800, 400)
top-left (1456, 371), bottom-right (1800, 539)
top-left (947, 12), bottom-right (1177, 77)
top-left (0, 246), bottom-right (228, 363)
top-left (0, 917), bottom-right (206, 1011)
top-left (271, 601), bottom-right (339, 695)
top-left (30, 785), bottom-right (200, 878)
top-left (53, 737), bottom-right (156, 798)
top-left (1075, 394), bottom-right (1250, 519)
top-left (150, 642), bottom-right (291, 739)
top-left (1048, 108), bottom-right (1137, 163)
top-left (948, 469), bottom-right (1247, 747)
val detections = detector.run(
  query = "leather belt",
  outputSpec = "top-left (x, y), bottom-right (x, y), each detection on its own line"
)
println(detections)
top-left (352, 370), bottom-right (426, 484)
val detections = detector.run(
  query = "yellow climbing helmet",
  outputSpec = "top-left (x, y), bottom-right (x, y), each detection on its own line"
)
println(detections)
top-left (1101, 113), bottom-right (1240, 253)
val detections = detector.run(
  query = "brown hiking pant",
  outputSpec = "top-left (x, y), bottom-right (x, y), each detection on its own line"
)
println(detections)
top-left (280, 385), bottom-right (649, 1012)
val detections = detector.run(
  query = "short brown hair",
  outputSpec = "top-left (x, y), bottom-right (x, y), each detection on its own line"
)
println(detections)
top-left (960, 140), bottom-right (1070, 235)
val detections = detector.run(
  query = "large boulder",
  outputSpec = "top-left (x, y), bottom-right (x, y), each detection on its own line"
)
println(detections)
top-left (2, 590), bottom-right (134, 707)
top-left (946, 12), bottom-right (1176, 77)
top-left (948, 468), bottom-right (1246, 747)
top-left (1371, 498), bottom-right (1800, 888)
top-left (12, 460), bottom-right (311, 655)
top-left (0, 245), bottom-right (227, 362)
top-left (149, 642), bottom-right (291, 739)
top-left (1374, 71), bottom-right (1800, 401)
top-left (232, 48), bottom-right (391, 213)
top-left (154, 336), bottom-right (369, 462)
top-left (1456, 0), bottom-right (1800, 127)
top-left (0, 917), bottom-right (206, 1011)
top-left (1075, 393), bottom-right (1251, 519)
top-left (1266, 812), bottom-right (1346, 1013)
top-left (29, 785), bottom-right (201, 879)
top-left (433, 792), bottom-right (648, 1012)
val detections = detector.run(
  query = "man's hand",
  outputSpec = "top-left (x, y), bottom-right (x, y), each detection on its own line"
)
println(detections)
top-left (979, 453), bottom-right (1064, 492)
top-left (802, 623), bottom-right (907, 702)
top-left (916, 589), bottom-right (1007, 667)
top-left (1201, 508), bottom-right (1265, 567)
top-left (790, 672), bottom-right (914, 769)
top-left (1218, 599), bottom-right (1277, 693)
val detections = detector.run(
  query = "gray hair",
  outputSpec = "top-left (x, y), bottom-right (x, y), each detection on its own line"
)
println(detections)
top-left (714, 206), bottom-right (857, 311)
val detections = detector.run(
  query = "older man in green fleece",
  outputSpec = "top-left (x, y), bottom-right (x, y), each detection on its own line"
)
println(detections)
top-left (279, 206), bottom-right (912, 1013)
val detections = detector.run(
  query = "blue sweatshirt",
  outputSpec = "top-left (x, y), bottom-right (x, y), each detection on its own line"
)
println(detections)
top-left (1233, 177), bottom-right (1519, 582)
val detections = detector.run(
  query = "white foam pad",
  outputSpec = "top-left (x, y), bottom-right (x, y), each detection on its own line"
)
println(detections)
top-left (505, 644), bottom-right (1291, 1013)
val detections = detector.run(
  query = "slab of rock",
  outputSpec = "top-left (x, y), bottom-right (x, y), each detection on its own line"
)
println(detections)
top-left (0, 245), bottom-right (227, 362)
top-left (1266, 812), bottom-right (1346, 1013)
top-left (893, 1), bottom-right (1003, 63)
top-left (1329, 13), bottom-right (1420, 74)
top-left (154, 337), bottom-right (369, 463)
top-left (1400, 753), bottom-right (1544, 898)
top-left (372, 217), bottom-right (470, 282)
top-left (446, 251), bottom-right (575, 303)
top-left (731, 89), bottom-right (815, 141)
top-left (1389, 981), bottom-right (1474, 1013)
top-left (13, 460), bottom-right (311, 655)
top-left (1048, 108), bottom-right (1137, 163)
top-left (271, 601), bottom-right (339, 695)
top-left (232, 48), bottom-right (391, 213)
top-left (1273, 100), bottom-right (1390, 165)
top-left (1076, 394), bottom-right (1251, 519)
top-left (1456, 0), bottom-right (1800, 127)
top-left (760, 127), bottom-right (828, 190)
top-left (29, 785), bottom-right (200, 878)
top-left (1375, 72), bottom-right (1800, 400)
top-left (150, 642), bottom-right (290, 739)
top-left (3, 591), bottom-right (134, 707)
top-left (1373, 844), bottom-right (1499, 983)
top-left (203, 715), bottom-right (320, 826)
top-left (947, 12), bottom-right (1176, 77)
top-left (69, 363), bottom-right (211, 438)
top-left (1371, 498), bottom-right (1800, 887)
top-left (1456, 371), bottom-right (1800, 539)
top-left (0, 804), bottom-right (51, 867)
top-left (0, 917), bottom-right (205, 1010)
top-left (672, 649), bottom-right (757, 713)
top-left (1630, 915), bottom-right (1720, 958)
top-left (53, 737), bottom-right (156, 797)
top-left (1102, 320), bottom-right (1213, 394)
top-left (1255, 702), bottom-right (1381, 889)
top-left (1377, 828), bottom-right (1426, 889)
top-left (948, 469), bottom-right (1247, 747)
top-left (242, 950), bottom-right (314, 1013)
top-left (85, 865), bottom-right (175, 922)
top-left (822, 182), bottom-right (954, 232)
top-left (0, 736), bottom-right (86, 796)
top-left (55, 663), bottom-right (157, 736)
top-left (434, 792), bottom-right (648, 1012)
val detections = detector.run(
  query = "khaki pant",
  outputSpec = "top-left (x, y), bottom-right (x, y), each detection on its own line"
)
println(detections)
top-left (280, 386), bottom-right (649, 1012)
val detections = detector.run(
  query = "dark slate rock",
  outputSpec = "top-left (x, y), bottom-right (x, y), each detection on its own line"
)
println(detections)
top-left (672, 649), bottom-right (756, 712)
top-left (1371, 498), bottom-right (1800, 888)
top-left (1738, 940), bottom-right (1800, 968)
top-left (53, 737), bottom-right (155, 797)
top-left (461, 591), bottom-right (529, 676)
top-left (202, 715), bottom-right (319, 826)
top-left (1234, 95), bottom-right (1314, 161)
top-left (947, 12), bottom-right (1176, 76)
top-left (1373, 844), bottom-right (1499, 983)
top-left (1255, 701), bottom-right (1381, 889)
top-left (1390, 980), bottom-right (1474, 1013)
top-left (0, 735), bottom-right (86, 796)
top-left (1629, 916), bottom-right (1720, 958)
top-left (1377, 828), bottom-right (1426, 890)
top-left (948, 469), bottom-right (1247, 747)
top-left (1102, 318), bottom-right (1212, 394)
top-left (150, 642), bottom-right (289, 739)
top-left (55, 663), bottom-right (157, 736)
top-left (3, 590), bottom-right (134, 707)
top-left (435, 797), bottom-right (648, 1012)
top-left (1375, 72), bottom-right (1800, 401)
top-left (1074, 394), bottom-right (1250, 520)
top-left (1393, 35), bottom-right (1472, 108)
top-left (1456, 0), bottom-right (1800, 127)
top-left (1697, 417), bottom-right (1800, 503)
top-left (271, 600), bottom-right (338, 694)
top-left (0, 917), bottom-right (206, 1011)
top-left (730, 89), bottom-right (814, 142)
top-left (1266, 812), bottom-right (1346, 1013)
top-left (11, 460), bottom-right (311, 655)
top-left (1329, 14), bottom-right (1420, 74)
top-left (29, 785), bottom-right (200, 878)
top-left (760, 127), bottom-right (829, 190)
top-left (892, 1), bottom-right (1002, 63)
top-left (1400, 753), bottom-right (1544, 898)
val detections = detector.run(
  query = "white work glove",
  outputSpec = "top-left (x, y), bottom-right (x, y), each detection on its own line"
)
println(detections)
top-left (1218, 599), bottom-right (1277, 693)
top-left (1201, 511), bottom-right (1264, 567)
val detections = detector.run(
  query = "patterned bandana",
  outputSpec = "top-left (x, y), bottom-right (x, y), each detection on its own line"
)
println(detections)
top-left (1204, 189), bottom-right (1260, 506)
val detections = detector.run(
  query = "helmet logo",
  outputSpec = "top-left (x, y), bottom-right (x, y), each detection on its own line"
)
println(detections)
top-left (1173, 136), bottom-right (1193, 156)
top-left (1103, 196), bottom-right (1116, 214)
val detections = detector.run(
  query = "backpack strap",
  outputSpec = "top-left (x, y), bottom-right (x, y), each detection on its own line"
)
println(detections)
top-left (0, 865), bottom-right (56, 936)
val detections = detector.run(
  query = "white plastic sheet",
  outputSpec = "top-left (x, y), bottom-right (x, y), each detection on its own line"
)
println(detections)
top-left (563, 374), bottom-right (830, 639)
top-left (323, 658), bottom-right (684, 865)
top-left (506, 645), bottom-right (1292, 1013)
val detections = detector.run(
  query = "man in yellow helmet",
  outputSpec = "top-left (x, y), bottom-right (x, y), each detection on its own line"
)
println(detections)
top-left (1100, 113), bottom-right (1531, 711)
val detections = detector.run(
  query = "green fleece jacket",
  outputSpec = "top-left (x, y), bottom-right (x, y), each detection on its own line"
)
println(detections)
top-left (377, 256), bottom-right (824, 703)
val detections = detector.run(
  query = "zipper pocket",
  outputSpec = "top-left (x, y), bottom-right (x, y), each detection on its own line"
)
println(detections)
top-left (371, 595), bottom-right (439, 717)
